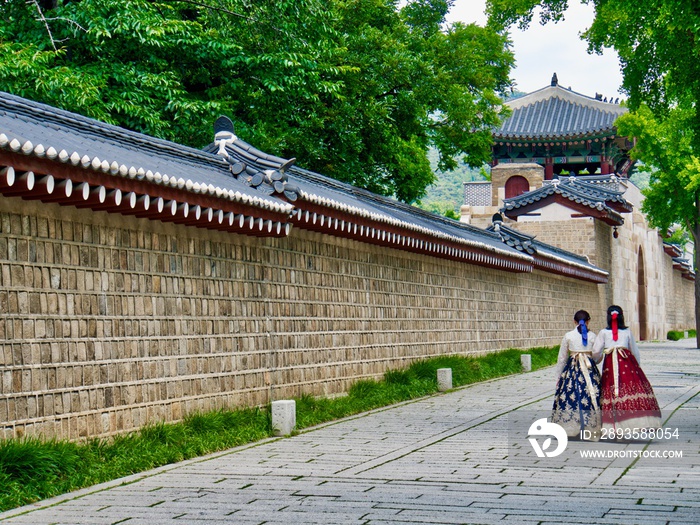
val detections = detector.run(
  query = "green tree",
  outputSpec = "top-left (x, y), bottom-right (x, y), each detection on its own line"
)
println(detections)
top-left (0, 0), bottom-right (513, 203)
top-left (284, 0), bottom-right (513, 202)
top-left (486, 0), bottom-right (700, 346)
top-left (615, 105), bottom-right (700, 275)
top-left (0, 0), bottom-right (342, 146)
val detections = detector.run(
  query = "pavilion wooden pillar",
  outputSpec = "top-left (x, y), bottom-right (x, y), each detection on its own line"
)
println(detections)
top-left (545, 156), bottom-right (554, 180)
top-left (600, 141), bottom-right (610, 174)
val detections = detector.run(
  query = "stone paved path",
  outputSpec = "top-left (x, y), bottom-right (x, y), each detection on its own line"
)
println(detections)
top-left (1, 339), bottom-right (698, 524)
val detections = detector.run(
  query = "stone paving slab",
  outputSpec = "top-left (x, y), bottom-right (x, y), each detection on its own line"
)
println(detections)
top-left (1, 339), bottom-right (698, 524)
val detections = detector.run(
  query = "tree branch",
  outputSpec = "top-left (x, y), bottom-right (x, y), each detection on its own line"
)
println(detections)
top-left (43, 17), bottom-right (87, 34)
top-left (30, 0), bottom-right (57, 51)
top-left (154, 0), bottom-right (284, 33)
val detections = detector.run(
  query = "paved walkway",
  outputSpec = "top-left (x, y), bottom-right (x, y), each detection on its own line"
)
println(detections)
top-left (1, 339), bottom-right (698, 525)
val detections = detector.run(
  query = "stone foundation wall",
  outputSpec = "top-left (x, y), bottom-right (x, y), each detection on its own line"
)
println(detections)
top-left (666, 270), bottom-right (696, 331)
top-left (0, 196), bottom-right (607, 441)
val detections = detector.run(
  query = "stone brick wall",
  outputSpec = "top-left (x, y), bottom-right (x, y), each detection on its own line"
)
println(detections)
top-left (0, 195), bottom-right (609, 441)
top-left (508, 217), bottom-right (600, 262)
top-left (507, 204), bottom-right (695, 339)
top-left (490, 164), bottom-right (544, 207)
top-left (503, 218), bottom-right (614, 322)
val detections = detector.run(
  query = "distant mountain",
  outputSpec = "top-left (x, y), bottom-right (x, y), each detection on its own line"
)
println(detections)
top-left (503, 89), bottom-right (528, 101)
top-left (417, 148), bottom-right (488, 217)
top-left (629, 170), bottom-right (651, 190)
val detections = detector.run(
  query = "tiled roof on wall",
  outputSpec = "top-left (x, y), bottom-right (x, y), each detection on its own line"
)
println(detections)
top-left (486, 217), bottom-right (608, 283)
top-left (663, 243), bottom-right (683, 258)
top-left (501, 175), bottom-right (632, 226)
top-left (0, 94), bottom-right (291, 216)
top-left (496, 84), bottom-right (627, 141)
top-left (672, 257), bottom-right (695, 280)
top-left (203, 121), bottom-right (534, 267)
top-left (673, 257), bottom-right (692, 273)
top-left (0, 91), bottom-right (608, 280)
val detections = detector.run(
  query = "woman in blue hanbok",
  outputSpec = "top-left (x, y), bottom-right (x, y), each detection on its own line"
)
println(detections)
top-left (551, 310), bottom-right (602, 440)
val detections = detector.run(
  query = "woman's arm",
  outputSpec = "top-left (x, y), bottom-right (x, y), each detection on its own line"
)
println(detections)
top-left (554, 334), bottom-right (569, 380)
top-left (592, 330), bottom-right (605, 363)
top-left (628, 331), bottom-right (641, 363)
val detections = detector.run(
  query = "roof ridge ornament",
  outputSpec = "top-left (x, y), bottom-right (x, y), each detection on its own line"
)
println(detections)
top-left (551, 72), bottom-right (558, 86)
top-left (213, 116), bottom-right (237, 159)
top-left (487, 215), bottom-right (537, 255)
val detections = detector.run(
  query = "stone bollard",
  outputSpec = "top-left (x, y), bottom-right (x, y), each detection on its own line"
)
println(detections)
top-left (271, 400), bottom-right (296, 436)
top-left (684, 331), bottom-right (689, 339)
top-left (437, 368), bottom-right (452, 391)
top-left (521, 354), bottom-right (532, 372)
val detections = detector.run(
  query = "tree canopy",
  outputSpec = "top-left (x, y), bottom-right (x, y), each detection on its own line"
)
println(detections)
top-left (0, 0), bottom-right (514, 203)
top-left (615, 106), bottom-right (699, 240)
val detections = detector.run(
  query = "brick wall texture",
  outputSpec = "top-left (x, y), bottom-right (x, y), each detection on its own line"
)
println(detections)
top-left (505, 214), bottom-right (695, 340)
top-left (0, 195), bottom-right (693, 441)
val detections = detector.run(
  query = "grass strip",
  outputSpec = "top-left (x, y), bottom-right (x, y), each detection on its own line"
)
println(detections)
top-left (0, 345), bottom-right (557, 512)
top-left (666, 329), bottom-right (696, 341)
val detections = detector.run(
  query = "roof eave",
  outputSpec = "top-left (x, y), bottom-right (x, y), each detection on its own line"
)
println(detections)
top-left (0, 147), bottom-right (294, 238)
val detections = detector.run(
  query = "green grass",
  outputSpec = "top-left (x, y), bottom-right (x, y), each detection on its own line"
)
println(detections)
top-left (667, 329), bottom-right (696, 341)
top-left (0, 345), bottom-right (557, 512)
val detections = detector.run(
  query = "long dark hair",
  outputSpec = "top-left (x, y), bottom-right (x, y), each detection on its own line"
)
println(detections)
top-left (606, 305), bottom-right (627, 329)
top-left (574, 310), bottom-right (590, 334)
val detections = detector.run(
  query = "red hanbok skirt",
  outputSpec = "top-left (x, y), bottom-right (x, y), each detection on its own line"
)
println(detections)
top-left (600, 348), bottom-right (662, 432)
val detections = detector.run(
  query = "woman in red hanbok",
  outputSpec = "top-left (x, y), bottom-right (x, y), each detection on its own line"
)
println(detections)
top-left (593, 305), bottom-right (662, 433)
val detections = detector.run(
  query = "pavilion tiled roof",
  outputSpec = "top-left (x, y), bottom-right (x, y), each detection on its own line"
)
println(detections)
top-left (0, 91), bottom-right (608, 280)
top-left (495, 83), bottom-right (627, 141)
top-left (501, 175), bottom-right (632, 226)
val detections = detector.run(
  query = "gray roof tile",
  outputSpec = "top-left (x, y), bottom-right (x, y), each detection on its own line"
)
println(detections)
top-left (501, 176), bottom-right (632, 224)
top-left (496, 85), bottom-right (627, 140)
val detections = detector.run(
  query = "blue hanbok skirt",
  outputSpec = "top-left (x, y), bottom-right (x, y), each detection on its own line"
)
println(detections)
top-left (551, 354), bottom-right (602, 439)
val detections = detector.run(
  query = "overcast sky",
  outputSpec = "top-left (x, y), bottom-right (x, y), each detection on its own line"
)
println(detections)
top-left (446, 0), bottom-right (624, 100)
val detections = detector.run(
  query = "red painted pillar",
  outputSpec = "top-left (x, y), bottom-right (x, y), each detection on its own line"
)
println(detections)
top-left (600, 141), bottom-right (609, 174)
top-left (545, 157), bottom-right (554, 180)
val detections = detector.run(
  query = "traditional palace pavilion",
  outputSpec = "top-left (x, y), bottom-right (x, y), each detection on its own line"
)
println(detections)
top-left (492, 73), bottom-right (632, 188)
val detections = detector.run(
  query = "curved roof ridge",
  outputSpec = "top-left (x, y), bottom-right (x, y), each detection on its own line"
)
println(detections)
top-left (495, 83), bottom-right (628, 139)
top-left (0, 91), bottom-right (224, 169)
top-left (507, 84), bottom-right (626, 115)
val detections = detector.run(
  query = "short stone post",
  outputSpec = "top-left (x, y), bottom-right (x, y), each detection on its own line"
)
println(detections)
top-left (520, 354), bottom-right (532, 372)
top-left (437, 368), bottom-right (452, 391)
top-left (271, 400), bottom-right (296, 436)
top-left (684, 331), bottom-right (689, 339)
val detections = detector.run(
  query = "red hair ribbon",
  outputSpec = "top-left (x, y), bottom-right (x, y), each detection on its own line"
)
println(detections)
top-left (611, 311), bottom-right (619, 341)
